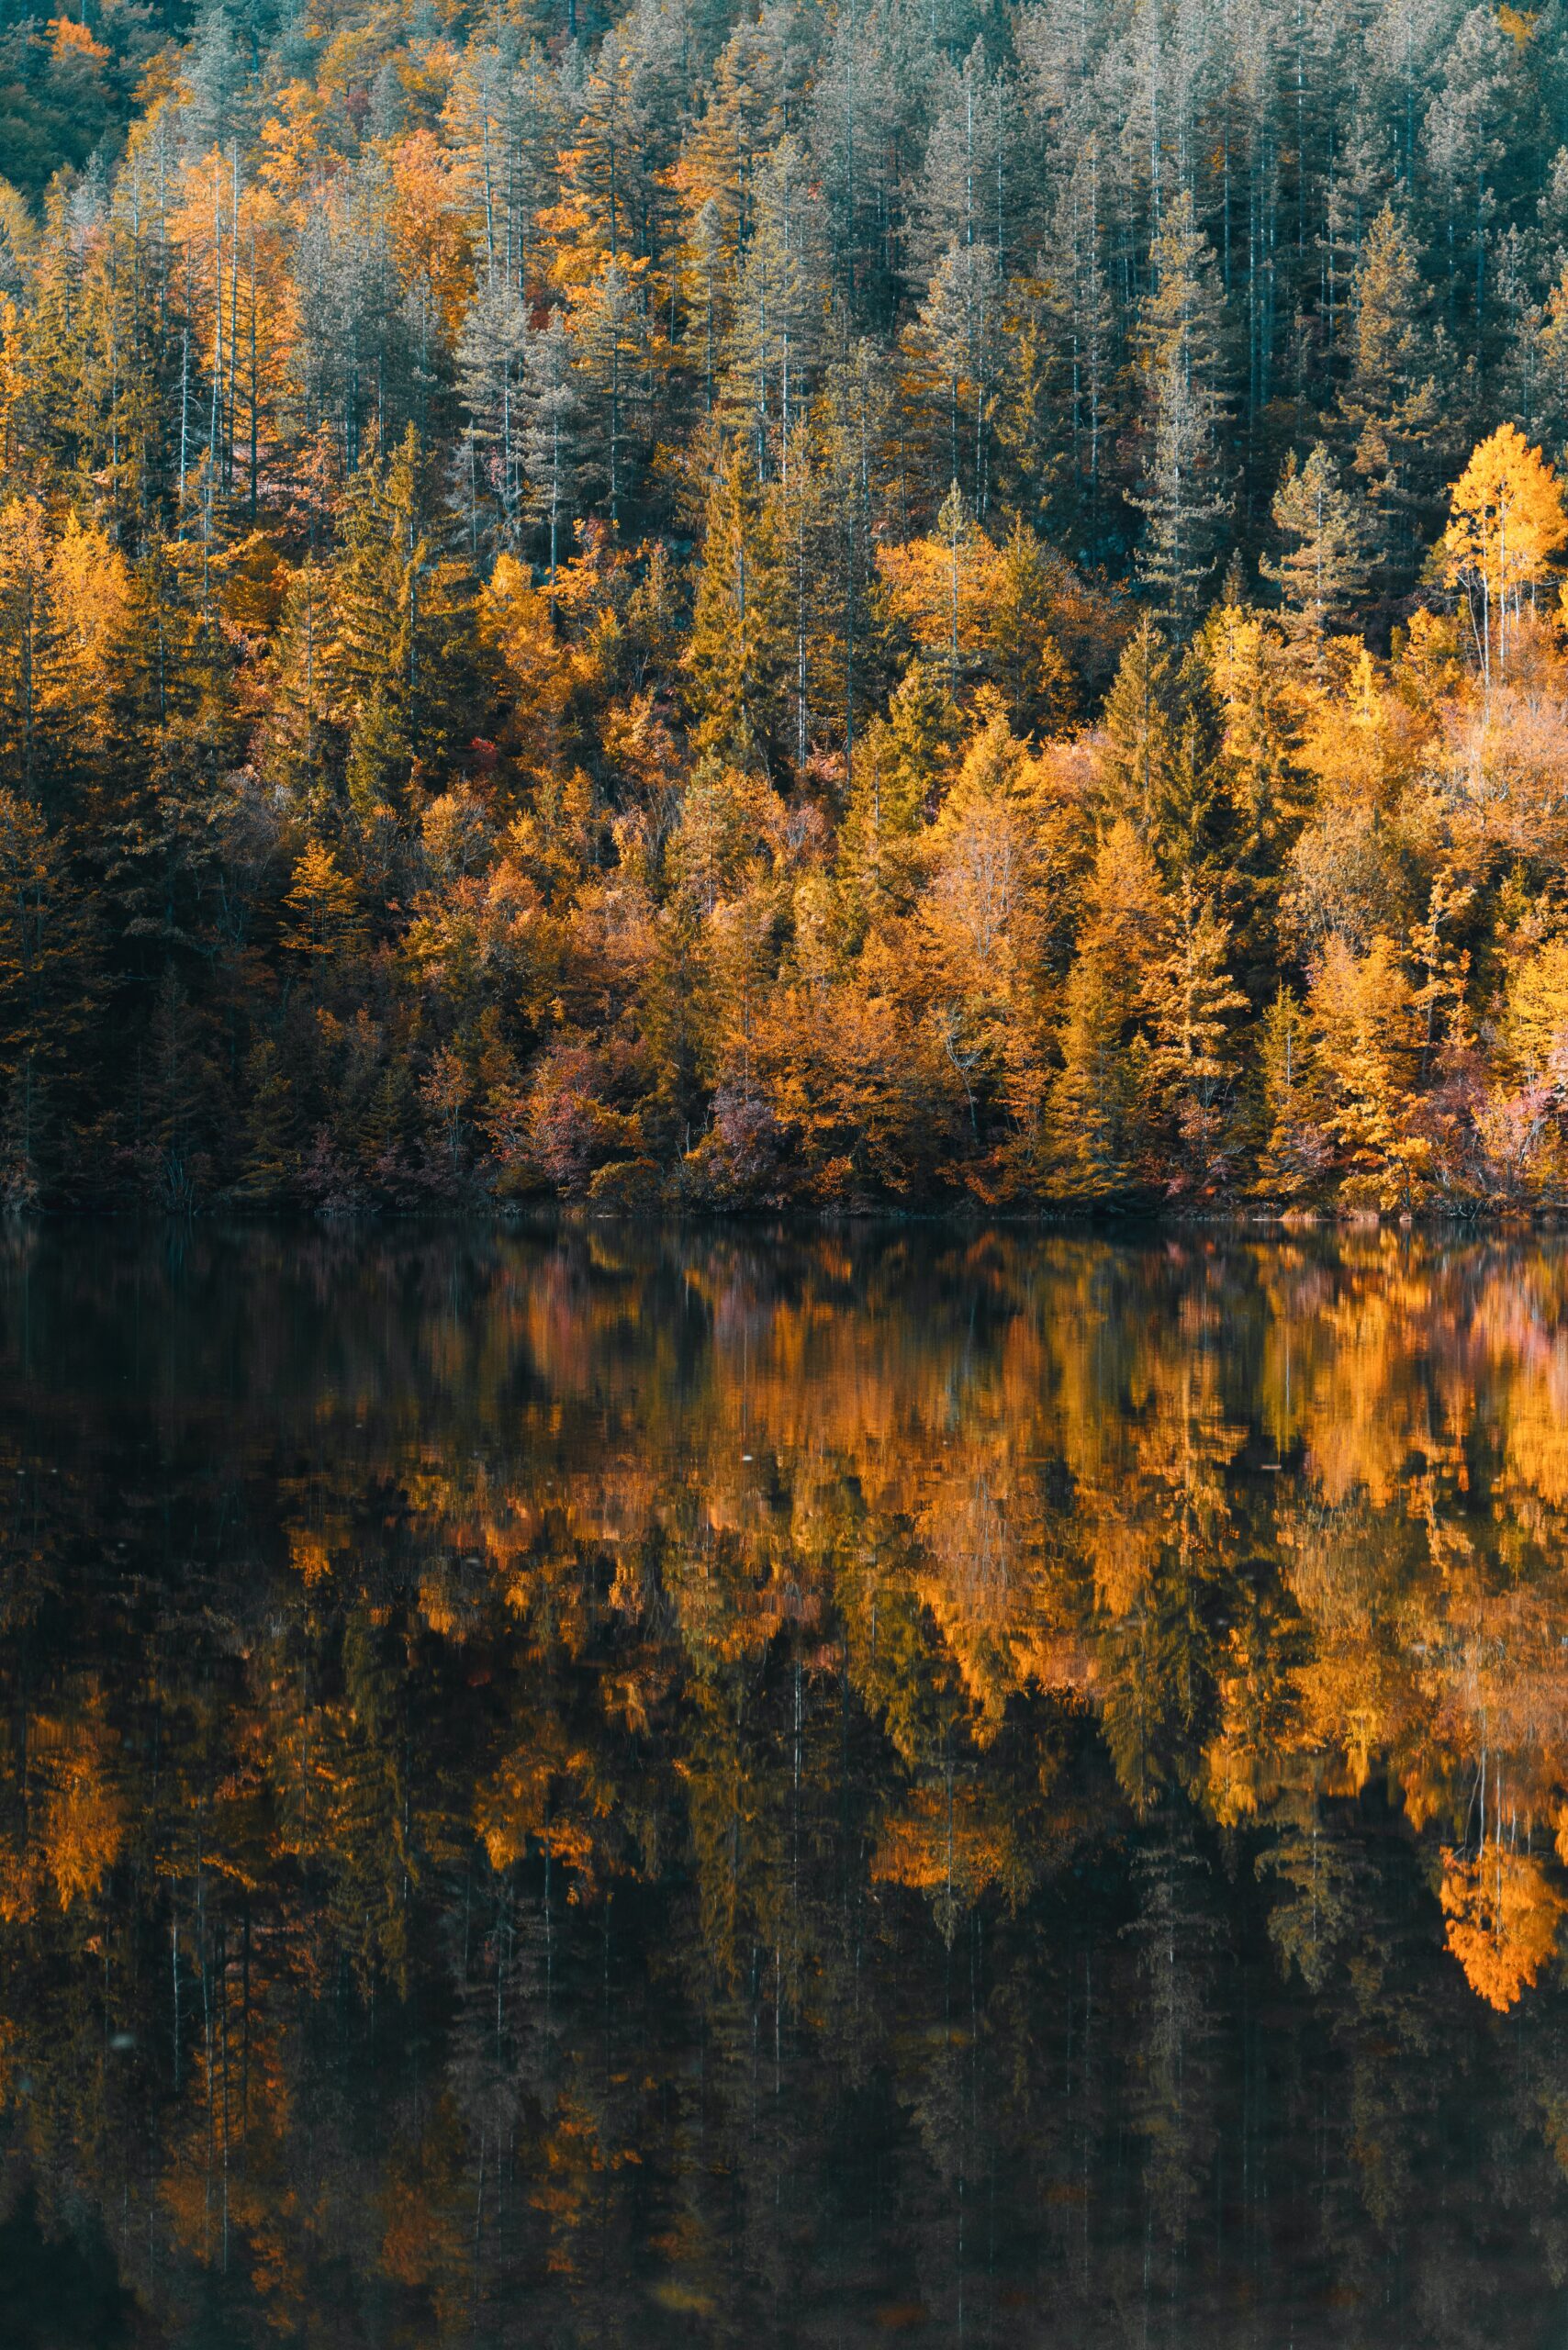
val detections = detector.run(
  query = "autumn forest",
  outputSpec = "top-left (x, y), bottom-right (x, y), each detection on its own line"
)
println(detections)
top-left (8, 0), bottom-right (1568, 1207)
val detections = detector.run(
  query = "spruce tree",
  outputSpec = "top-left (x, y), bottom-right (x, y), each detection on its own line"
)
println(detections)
top-left (1048, 819), bottom-right (1166, 1196)
top-left (573, 258), bottom-right (647, 530)
top-left (1143, 876), bottom-right (1249, 1193)
top-left (913, 239), bottom-right (1002, 515)
top-left (722, 135), bottom-right (821, 479)
top-left (1096, 619), bottom-right (1181, 837)
top-left (686, 441), bottom-right (792, 773)
top-left (521, 310), bottom-right (587, 592)
top-left (1261, 443), bottom-right (1377, 646)
top-left (1130, 193), bottom-right (1233, 629)
top-left (455, 277), bottom-right (531, 552)
top-left (1336, 203), bottom-right (1446, 594)
top-left (323, 426), bottom-right (477, 821)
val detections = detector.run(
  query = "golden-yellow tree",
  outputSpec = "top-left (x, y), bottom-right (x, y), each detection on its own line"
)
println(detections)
top-left (1442, 425), bottom-right (1566, 690)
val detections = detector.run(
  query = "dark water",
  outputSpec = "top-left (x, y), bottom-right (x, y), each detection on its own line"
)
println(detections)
top-left (4, 1222), bottom-right (1568, 2348)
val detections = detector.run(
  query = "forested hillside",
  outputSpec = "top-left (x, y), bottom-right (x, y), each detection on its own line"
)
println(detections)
top-left (6, 0), bottom-right (1568, 1211)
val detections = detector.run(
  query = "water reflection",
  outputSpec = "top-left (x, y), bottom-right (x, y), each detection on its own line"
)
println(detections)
top-left (4, 1221), bottom-right (1568, 2344)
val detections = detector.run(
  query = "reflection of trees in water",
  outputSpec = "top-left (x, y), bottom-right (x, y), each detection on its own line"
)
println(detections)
top-left (5, 1227), bottom-right (1568, 2341)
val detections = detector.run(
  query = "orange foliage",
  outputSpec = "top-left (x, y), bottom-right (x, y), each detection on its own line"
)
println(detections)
top-left (1440, 1841), bottom-right (1564, 2010)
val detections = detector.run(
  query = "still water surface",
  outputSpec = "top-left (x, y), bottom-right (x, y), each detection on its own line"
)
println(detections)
top-left (4, 1222), bottom-right (1568, 2346)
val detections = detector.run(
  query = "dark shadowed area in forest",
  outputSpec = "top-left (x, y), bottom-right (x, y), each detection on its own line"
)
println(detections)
top-left (4, 1221), bottom-right (1568, 2344)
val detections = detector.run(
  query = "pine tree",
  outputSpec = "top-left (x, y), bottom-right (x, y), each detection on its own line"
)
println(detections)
top-left (101, 523), bottom-right (241, 970)
top-left (1143, 877), bottom-right (1249, 1194)
top-left (906, 40), bottom-right (1014, 296)
top-left (1421, 6), bottom-right (1510, 358)
top-left (521, 310), bottom-right (587, 592)
top-left (683, 196), bottom-right (727, 416)
top-left (985, 516), bottom-right (1074, 736)
top-left (1337, 204), bottom-right (1445, 594)
top-left (686, 441), bottom-right (791, 773)
top-left (46, 510), bottom-right (132, 786)
top-left (722, 135), bottom-right (821, 479)
top-left (1096, 619), bottom-right (1181, 837)
top-left (455, 277), bottom-right (532, 553)
top-left (813, 340), bottom-right (898, 782)
top-left (259, 562), bottom-right (330, 811)
top-left (322, 425), bottom-right (478, 820)
top-left (934, 478), bottom-right (977, 694)
top-left (1048, 820), bottom-right (1166, 1197)
top-left (1307, 931), bottom-right (1431, 1209)
top-left (1134, 363), bottom-right (1234, 629)
top-left (281, 841), bottom-right (364, 960)
top-left (572, 257), bottom-right (649, 531)
top-left (1261, 443), bottom-right (1377, 646)
top-left (913, 239), bottom-right (1002, 516)
top-left (1002, 138), bottom-right (1115, 552)
top-left (1253, 983), bottom-right (1332, 1197)
top-left (1130, 193), bottom-right (1233, 629)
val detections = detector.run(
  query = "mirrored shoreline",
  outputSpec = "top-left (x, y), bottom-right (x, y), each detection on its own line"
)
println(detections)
top-left (5, 1223), bottom-right (1568, 2346)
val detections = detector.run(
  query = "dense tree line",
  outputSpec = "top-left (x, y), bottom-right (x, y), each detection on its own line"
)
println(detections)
top-left (7, 0), bottom-right (1568, 1208)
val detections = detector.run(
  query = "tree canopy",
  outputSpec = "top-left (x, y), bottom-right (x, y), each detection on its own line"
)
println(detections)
top-left (5, 0), bottom-right (1568, 1209)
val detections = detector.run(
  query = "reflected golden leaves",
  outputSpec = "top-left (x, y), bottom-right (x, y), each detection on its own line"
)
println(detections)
top-left (1440, 1841), bottom-right (1565, 2011)
top-left (19, 1229), bottom-right (1568, 2006)
top-left (11, 1227), bottom-right (1568, 2345)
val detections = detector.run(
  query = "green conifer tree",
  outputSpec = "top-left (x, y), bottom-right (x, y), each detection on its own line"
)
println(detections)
top-left (686, 442), bottom-right (792, 773)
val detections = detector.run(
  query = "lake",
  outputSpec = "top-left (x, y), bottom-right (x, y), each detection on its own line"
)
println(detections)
top-left (3, 1221), bottom-right (1568, 2346)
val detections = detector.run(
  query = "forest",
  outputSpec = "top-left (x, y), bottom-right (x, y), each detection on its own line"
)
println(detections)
top-left (7, 0), bottom-right (1568, 1211)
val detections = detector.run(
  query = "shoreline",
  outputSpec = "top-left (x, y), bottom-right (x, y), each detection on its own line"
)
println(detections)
top-left (11, 1199), bottom-right (1568, 1233)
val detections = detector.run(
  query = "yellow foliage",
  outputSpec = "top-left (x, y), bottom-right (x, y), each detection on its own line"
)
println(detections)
top-left (281, 842), bottom-right (363, 958)
top-left (49, 509), bottom-right (131, 745)
top-left (1444, 426), bottom-right (1567, 683)
top-left (1503, 934), bottom-right (1568, 1084)
top-left (388, 129), bottom-right (473, 338)
top-left (258, 82), bottom-right (328, 196)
